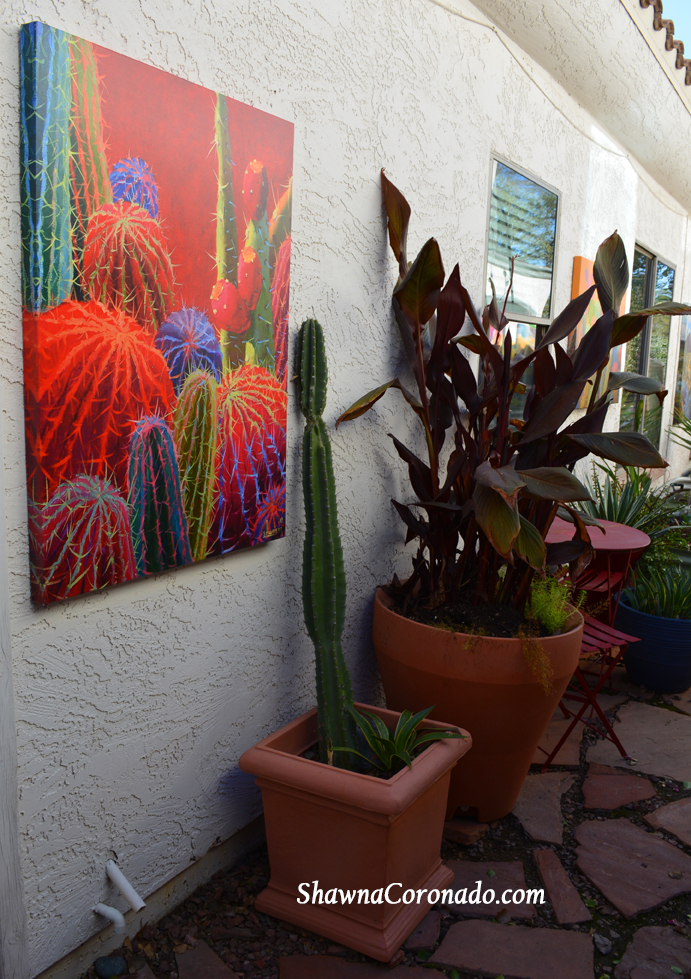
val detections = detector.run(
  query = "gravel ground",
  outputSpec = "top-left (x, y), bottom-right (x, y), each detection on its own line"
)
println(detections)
top-left (79, 694), bottom-right (691, 979)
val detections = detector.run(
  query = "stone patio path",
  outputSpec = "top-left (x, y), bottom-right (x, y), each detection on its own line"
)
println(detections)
top-left (644, 796), bottom-right (691, 846)
top-left (532, 847), bottom-right (591, 924)
top-left (430, 919), bottom-right (594, 978)
top-left (582, 762), bottom-right (656, 810)
top-left (443, 858), bottom-right (536, 919)
top-left (176, 940), bottom-right (239, 978)
top-left (512, 771), bottom-right (573, 843)
top-left (587, 702), bottom-right (691, 781)
top-left (615, 925), bottom-right (691, 978)
top-left (575, 817), bottom-right (691, 916)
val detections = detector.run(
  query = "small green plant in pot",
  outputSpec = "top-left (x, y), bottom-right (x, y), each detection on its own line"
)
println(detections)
top-left (239, 319), bottom-right (471, 960)
top-left (335, 170), bottom-right (691, 820)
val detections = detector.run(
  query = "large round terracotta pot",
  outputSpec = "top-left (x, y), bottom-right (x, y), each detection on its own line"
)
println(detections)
top-left (372, 589), bottom-right (583, 822)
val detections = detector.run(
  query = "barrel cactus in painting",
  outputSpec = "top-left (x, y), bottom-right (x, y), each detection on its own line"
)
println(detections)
top-left (252, 483), bottom-right (286, 544)
top-left (155, 308), bottom-right (222, 394)
top-left (128, 416), bottom-right (192, 576)
top-left (216, 365), bottom-right (287, 551)
top-left (173, 371), bottom-right (218, 562)
top-left (20, 22), bottom-right (74, 314)
top-left (83, 201), bottom-right (176, 333)
top-left (29, 475), bottom-right (136, 605)
top-left (23, 300), bottom-right (175, 500)
top-left (110, 157), bottom-right (159, 219)
top-left (272, 236), bottom-right (291, 385)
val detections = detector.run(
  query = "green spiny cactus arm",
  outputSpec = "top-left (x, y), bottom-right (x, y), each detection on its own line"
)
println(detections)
top-left (245, 216), bottom-right (275, 373)
top-left (20, 23), bottom-right (74, 314)
top-left (173, 371), bottom-right (218, 562)
top-left (215, 93), bottom-right (238, 282)
top-left (298, 319), bottom-right (358, 765)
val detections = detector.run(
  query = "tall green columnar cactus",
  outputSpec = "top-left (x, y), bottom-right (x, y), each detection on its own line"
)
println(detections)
top-left (173, 370), bottom-right (218, 562)
top-left (215, 93), bottom-right (238, 283)
top-left (20, 23), bottom-right (74, 313)
top-left (69, 35), bottom-right (112, 297)
top-left (297, 319), bottom-right (358, 766)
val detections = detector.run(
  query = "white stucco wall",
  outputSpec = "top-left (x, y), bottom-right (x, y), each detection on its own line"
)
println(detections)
top-left (1, 0), bottom-right (690, 974)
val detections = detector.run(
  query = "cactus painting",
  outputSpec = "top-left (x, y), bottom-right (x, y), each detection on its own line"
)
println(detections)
top-left (20, 23), bottom-right (293, 603)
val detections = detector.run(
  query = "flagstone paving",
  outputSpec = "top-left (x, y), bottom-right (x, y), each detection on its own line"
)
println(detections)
top-left (442, 816), bottom-right (488, 845)
top-left (532, 847), bottom-right (591, 924)
top-left (402, 910), bottom-right (441, 949)
top-left (582, 762), bottom-right (656, 810)
top-left (443, 858), bottom-right (536, 919)
top-left (430, 919), bottom-right (594, 979)
top-left (176, 940), bottom-right (240, 978)
top-left (278, 957), bottom-right (432, 977)
top-left (512, 771), bottom-right (573, 843)
top-left (575, 817), bottom-right (691, 916)
top-left (614, 925), bottom-right (691, 978)
top-left (644, 795), bottom-right (691, 847)
top-left (587, 702), bottom-right (691, 781)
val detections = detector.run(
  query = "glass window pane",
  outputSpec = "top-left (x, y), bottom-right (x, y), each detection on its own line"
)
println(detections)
top-left (676, 316), bottom-right (691, 421)
top-left (630, 250), bottom-right (651, 313)
top-left (485, 162), bottom-right (558, 320)
top-left (655, 261), bottom-right (675, 303)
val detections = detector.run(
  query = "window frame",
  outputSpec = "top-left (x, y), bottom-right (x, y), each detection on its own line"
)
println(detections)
top-left (482, 154), bottom-right (561, 329)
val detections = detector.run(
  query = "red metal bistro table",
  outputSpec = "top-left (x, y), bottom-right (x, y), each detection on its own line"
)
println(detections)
top-left (546, 517), bottom-right (650, 624)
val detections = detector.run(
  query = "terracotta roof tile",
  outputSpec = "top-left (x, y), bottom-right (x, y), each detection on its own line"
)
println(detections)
top-left (641, 0), bottom-right (691, 84)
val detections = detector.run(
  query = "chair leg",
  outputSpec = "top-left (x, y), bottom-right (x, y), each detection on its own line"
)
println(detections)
top-left (571, 667), bottom-right (629, 760)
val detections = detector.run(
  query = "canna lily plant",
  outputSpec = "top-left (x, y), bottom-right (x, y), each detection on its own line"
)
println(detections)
top-left (337, 171), bottom-right (691, 621)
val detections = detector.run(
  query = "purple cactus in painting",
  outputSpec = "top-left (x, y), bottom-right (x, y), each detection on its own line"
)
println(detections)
top-left (155, 307), bottom-right (222, 394)
top-left (110, 157), bottom-right (159, 218)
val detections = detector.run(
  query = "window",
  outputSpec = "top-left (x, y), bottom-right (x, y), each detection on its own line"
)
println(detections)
top-left (620, 248), bottom-right (675, 446)
top-left (484, 160), bottom-right (558, 417)
top-left (485, 160), bottom-right (559, 323)
top-left (674, 316), bottom-right (691, 421)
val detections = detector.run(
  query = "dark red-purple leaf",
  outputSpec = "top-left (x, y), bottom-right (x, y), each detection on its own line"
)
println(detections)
top-left (393, 237), bottom-right (444, 331)
top-left (538, 284), bottom-right (597, 348)
top-left (472, 483), bottom-right (520, 559)
top-left (513, 516), bottom-right (546, 570)
top-left (391, 498), bottom-right (427, 544)
top-left (431, 265), bottom-right (466, 378)
top-left (517, 467), bottom-right (591, 502)
top-left (594, 232), bottom-right (629, 314)
top-left (561, 401), bottom-right (609, 437)
top-left (336, 378), bottom-right (400, 426)
top-left (571, 310), bottom-right (613, 380)
top-left (606, 371), bottom-right (666, 395)
top-left (381, 169), bottom-right (411, 276)
top-left (520, 381), bottom-right (586, 444)
top-left (475, 460), bottom-right (525, 505)
top-left (556, 506), bottom-right (604, 529)
top-left (389, 433), bottom-right (435, 499)
top-left (449, 344), bottom-right (479, 412)
top-left (546, 540), bottom-right (588, 566)
top-left (459, 283), bottom-right (505, 383)
top-left (458, 335), bottom-right (484, 356)
top-left (567, 431), bottom-right (667, 468)
top-left (533, 346), bottom-right (556, 397)
top-left (611, 301), bottom-right (691, 348)
top-left (554, 343), bottom-right (573, 385)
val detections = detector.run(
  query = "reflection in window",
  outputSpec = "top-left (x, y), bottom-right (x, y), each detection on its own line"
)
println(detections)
top-left (485, 162), bottom-right (558, 322)
top-left (488, 322), bottom-right (537, 418)
top-left (620, 249), bottom-right (674, 447)
top-left (675, 316), bottom-right (691, 421)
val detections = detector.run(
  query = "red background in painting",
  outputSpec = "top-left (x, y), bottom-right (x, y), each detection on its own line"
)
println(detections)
top-left (93, 43), bottom-right (294, 315)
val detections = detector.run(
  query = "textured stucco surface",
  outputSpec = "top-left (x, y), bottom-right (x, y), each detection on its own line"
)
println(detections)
top-left (1, 0), bottom-right (691, 975)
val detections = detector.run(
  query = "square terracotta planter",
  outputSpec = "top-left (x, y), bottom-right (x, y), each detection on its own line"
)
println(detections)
top-left (239, 703), bottom-right (471, 961)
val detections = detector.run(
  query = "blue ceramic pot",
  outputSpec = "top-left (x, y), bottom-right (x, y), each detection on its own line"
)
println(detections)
top-left (615, 599), bottom-right (691, 694)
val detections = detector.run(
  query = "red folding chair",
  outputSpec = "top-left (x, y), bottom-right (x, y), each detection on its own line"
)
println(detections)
top-left (535, 614), bottom-right (640, 771)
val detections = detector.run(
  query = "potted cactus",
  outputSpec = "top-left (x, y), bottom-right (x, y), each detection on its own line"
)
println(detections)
top-left (240, 320), bottom-right (470, 961)
top-left (336, 171), bottom-right (691, 822)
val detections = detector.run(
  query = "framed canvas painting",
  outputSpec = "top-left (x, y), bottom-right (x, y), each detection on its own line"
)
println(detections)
top-left (20, 22), bottom-right (294, 604)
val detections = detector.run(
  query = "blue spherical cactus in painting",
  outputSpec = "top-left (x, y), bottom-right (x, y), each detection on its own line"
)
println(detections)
top-left (110, 157), bottom-right (159, 218)
top-left (155, 308), bottom-right (222, 394)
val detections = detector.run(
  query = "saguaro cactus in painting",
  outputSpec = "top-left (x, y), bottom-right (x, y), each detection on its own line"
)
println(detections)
top-left (20, 22), bottom-right (293, 603)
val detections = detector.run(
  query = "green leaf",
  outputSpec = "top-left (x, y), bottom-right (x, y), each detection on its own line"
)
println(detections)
top-left (584, 899), bottom-right (597, 908)
top-left (417, 950), bottom-right (432, 962)
top-left (684, 782), bottom-right (691, 790)
top-left (393, 237), bottom-right (444, 329)
top-left (518, 467), bottom-right (591, 502)
top-left (458, 334), bottom-right (485, 356)
top-left (381, 169), bottom-right (411, 272)
top-left (567, 431), bottom-right (667, 469)
top-left (473, 483), bottom-right (521, 559)
top-left (671, 967), bottom-right (683, 975)
top-left (336, 379), bottom-right (398, 426)
top-left (594, 231), bottom-right (629, 313)
top-left (487, 868), bottom-right (496, 877)
top-left (513, 516), bottom-right (546, 570)
top-left (449, 971), bottom-right (461, 979)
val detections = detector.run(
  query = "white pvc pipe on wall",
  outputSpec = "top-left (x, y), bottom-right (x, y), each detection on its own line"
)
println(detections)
top-left (106, 860), bottom-right (146, 912)
top-left (93, 903), bottom-right (126, 935)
